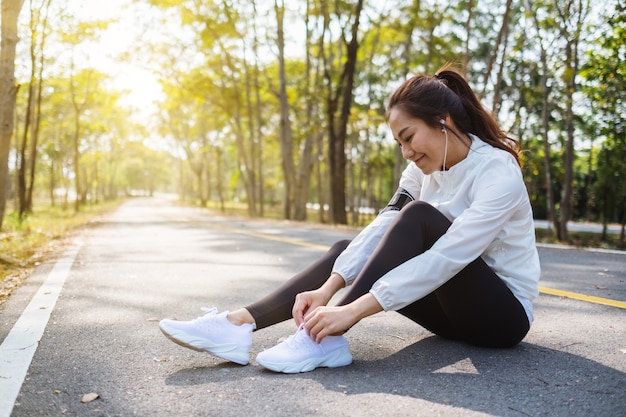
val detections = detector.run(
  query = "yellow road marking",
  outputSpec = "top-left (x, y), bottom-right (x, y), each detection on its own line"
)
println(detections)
top-left (210, 223), bottom-right (331, 251)
top-left (210, 222), bottom-right (626, 310)
top-left (538, 286), bottom-right (626, 309)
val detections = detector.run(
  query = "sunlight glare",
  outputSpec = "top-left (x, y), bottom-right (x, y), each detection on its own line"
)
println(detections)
top-left (70, 0), bottom-right (163, 118)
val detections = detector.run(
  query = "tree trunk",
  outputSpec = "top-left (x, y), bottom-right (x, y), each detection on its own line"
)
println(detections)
top-left (557, 0), bottom-right (589, 241)
top-left (17, 76), bottom-right (31, 218)
top-left (206, 10), bottom-right (258, 216)
top-left (558, 42), bottom-right (575, 241)
top-left (491, 22), bottom-right (511, 116)
top-left (212, 46), bottom-right (257, 215)
top-left (242, 38), bottom-right (262, 216)
top-left (48, 161), bottom-right (55, 206)
top-left (584, 142), bottom-right (594, 221)
top-left (479, 0), bottom-right (513, 102)
top-left (0, 0), bottom-right (25, 230)
top-left (325, 0), bottom-right (364, 225)
top-left (463, 0), bottom-right (474, 74)
top-left (232, 97), bottom-right (257, 216)
top-left (17, 1), bottom-right (41, 218)
top-left (68, 68), bottom-right (95, 212)
top-left (72, 109), bottom-right (81, 211)
top-left (539, 49), bottom-right (558, 237)
top-left (25, 0), bottom-right (52, 213)
top-left (526, 0), bottom-right (558, 238)
top-left (251, 14), bottom-right (264, 218)
top-left (619, 200), bottom-right (626, 248)
top-left (275, 0), bottom-right (296, 219)
top-left (215, 145), bottom-right (225, 212)
top-left (293, 0), bottom-right (319, 222)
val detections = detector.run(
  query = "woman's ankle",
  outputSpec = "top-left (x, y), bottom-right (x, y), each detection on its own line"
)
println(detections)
top-left (227, 309), bottom-right (256, 326)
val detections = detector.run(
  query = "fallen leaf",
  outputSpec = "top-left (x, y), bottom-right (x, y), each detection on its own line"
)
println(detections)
top-left (146, 317), bottom-right (159, 322)
top-left (81, 393), bottom-right (99, 403)
top-left (595, 285), bottom-right (608, 290)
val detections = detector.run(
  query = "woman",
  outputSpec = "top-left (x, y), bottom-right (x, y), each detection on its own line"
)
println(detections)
top-left (159, 64), bottom-right (541, 373)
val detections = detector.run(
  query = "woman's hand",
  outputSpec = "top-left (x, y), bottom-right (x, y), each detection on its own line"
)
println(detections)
top-left (292, 289), bottom-right (333, 326)
top-left (292, 272), bottom-right (346, 326)
top-left (303, 293), bottom-right (384, 343)
top-left (302, 305), bottom-right (357, 343)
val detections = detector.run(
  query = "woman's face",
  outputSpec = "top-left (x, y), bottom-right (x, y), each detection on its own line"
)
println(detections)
top-left (388, 107), bottom-right (446, 175)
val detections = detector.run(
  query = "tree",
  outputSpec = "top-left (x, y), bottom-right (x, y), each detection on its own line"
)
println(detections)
top-left (55, 15), bottom-right (111, 210)
top-left (0, 0), bottom-right (25, 230)
top-left (477, 0), bottom-right (514, 111)
top-left (293, 0), bottom-right (325, 222)
top-left (274, 0), bottom-right (296, 219)
top-left (321, 0), bottom-right (364, 224)
top-left (524, 0), bottom-right (559, 236)
top-left (555, 0), bottom-right (591, 241)
top-left (519, 0), bottom-right (590, 241)
top-left (69, 68), bottom-right (105, 210)
top-left (15, 0), bottom-right (51, 218)
top-left (582, 0), bottom-right (626, 244)
top-left (46, 0), bottom-right (613, 236)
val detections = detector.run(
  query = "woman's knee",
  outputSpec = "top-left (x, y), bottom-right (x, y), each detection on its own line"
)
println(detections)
top-left (395, 201), bottom-right (451, 231)
top-left (329, 239), bottom-right (351, 255)
top-left (400, 201), bottom-right (441, 218)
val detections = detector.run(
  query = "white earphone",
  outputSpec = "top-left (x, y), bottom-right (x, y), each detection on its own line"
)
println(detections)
top-left (440, 118), bottom-right (449, 172)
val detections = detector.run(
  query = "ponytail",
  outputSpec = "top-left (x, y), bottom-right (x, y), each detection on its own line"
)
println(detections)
top-left (387, 63), bottom-right (520, 166)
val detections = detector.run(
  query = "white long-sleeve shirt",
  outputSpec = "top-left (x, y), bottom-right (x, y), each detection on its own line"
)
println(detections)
top-left (332, 135), bottom-right (541, 323)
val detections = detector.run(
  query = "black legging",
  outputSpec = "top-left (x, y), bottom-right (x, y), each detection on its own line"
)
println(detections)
top-left (245, 201), bottom-right (530, 348)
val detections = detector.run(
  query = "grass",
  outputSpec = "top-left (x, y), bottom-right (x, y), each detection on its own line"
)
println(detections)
top-left (0, 199), bottom-right (124, 302)
top-left (535, 228), bottom-right (624, 251)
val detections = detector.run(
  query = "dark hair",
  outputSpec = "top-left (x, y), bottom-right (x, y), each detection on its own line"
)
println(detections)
top-left (386, 63), bottom-right (520, 166)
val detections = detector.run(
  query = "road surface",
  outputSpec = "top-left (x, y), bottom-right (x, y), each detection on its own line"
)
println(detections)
top-left (1, 197), bottom-right (624, 417)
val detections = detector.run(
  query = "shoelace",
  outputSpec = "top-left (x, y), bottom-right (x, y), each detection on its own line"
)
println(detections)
top-left (284, 324), bottom-right (317, 352)
top-left (200, 307), bottom-right (218, 315)
top-left (191, 307), bottom-right (219, 324)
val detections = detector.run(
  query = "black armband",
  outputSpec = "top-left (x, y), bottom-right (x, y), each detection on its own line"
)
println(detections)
top-left (380, 187), bottom-right (415, 213)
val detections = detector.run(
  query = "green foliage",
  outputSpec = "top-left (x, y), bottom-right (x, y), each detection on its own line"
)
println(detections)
top-left (580, 1), bottom-right (626, 226)
top-left (4, 0), bottom-right (624, 236)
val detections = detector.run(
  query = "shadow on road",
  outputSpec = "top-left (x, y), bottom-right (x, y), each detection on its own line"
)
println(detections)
top-left (163, 335), bottom-right (625, 417)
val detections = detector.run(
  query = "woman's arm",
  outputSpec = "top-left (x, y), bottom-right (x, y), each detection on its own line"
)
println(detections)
top-left (332, 165), bottom-right (422, 285)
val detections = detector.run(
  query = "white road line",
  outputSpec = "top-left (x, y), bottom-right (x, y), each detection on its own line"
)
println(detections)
top-left (0, 240), bottom-right (82, 417)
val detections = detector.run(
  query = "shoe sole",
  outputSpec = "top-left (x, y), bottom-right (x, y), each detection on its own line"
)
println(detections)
top-left (256, 348), bottom-right (352, 373)
top-left (159, 323), bottom-right (249, 365)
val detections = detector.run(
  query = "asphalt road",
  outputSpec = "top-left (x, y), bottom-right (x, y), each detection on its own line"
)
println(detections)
top-left (1, 197), bottom-right (624, 417)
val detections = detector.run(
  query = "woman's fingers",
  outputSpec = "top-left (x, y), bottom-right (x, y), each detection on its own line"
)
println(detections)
top-left (292, 294), bottom-right (309, 326)
top-left (303, 306), bottom-right (351, 343)
top-left (293, 292), bottom-right (317, 325)
top-left (293, 290), bottom-right (331, 326)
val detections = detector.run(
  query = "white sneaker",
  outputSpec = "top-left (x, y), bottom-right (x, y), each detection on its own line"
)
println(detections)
top-left (159, 307), bottom-right (254, 365)
top-left (256, 325), bottom-right (352, 373)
